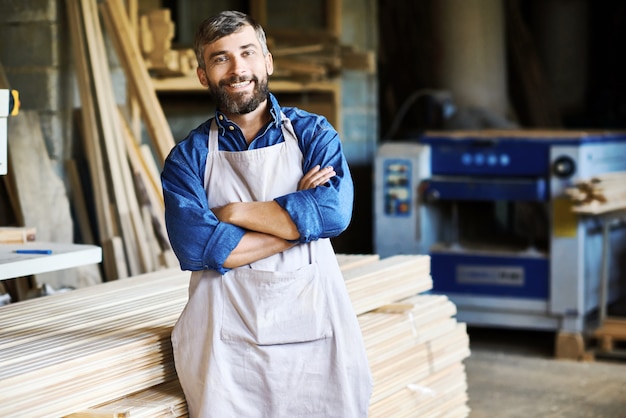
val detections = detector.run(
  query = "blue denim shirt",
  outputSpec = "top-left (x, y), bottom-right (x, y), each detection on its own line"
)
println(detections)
top-left (161, 93), bottom-right (354, 274)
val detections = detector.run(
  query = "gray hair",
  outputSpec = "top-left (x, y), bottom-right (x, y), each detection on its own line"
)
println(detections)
top-left (194, 11), bottom-right (269, 69)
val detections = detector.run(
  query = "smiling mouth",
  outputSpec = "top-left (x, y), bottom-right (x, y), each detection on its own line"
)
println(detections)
top-left (221, 76), bottom-right (255, 90)
top-left (230, 80), bottom-right (252, 89)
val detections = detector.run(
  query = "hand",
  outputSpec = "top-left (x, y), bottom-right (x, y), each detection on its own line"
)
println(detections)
top-left (298, 165), bottom-right (336, 191)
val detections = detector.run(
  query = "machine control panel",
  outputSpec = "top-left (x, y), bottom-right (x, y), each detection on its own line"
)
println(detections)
top-left (421, 136), bottom-right (551, 177)
top-left (461, 151), bottom-right (510, 168)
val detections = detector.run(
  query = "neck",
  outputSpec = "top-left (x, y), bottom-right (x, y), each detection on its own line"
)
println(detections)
top-left (224, 100), bottom-right (271, 145)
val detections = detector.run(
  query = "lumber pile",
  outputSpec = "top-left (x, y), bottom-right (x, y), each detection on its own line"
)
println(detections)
top-left (0, 254), bottom-right (470, 417)
top-left (0, 268), bottom-right (189, 417)
top-left (269, 36), bottom-right (375, 82)
top-left (566, 171), bottom-right (626, 215)
top-left (340, 255), bottom-right (471, 417)
top-left (364, 296), bottom-right (470, 417)
top-left (136, 5), bottom-right (375, 83)
top-left (139, 8), bottom-right (196, 77)
top-left (66, 0), bottom-right (177, 281)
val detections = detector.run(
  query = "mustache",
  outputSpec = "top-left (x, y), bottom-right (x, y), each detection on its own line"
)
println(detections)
top-left (219, 75), bottom-right (258, 87)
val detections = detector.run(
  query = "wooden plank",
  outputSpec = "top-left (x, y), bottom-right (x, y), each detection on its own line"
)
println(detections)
top-left (81, 0), bottom-right (155, 276)
top-left (343, 255), bottom-right (431, 315)
top-left (568, 171), bottom-right (626, 214)
top-left (66, 380), bottom-right (187, 418)
top-left (125, 0), bottom-right (142, 143)
top-left (0, 227), bottom-right (36, 243)
top-left (100, 0), bottom-right (176, 164)
top-left (341, 46), bottom-right (376, 73)
top-left (272, 44), bottom-right (325, 57)
top-left (594, 318), bottom-right (626, 340)
top-left (66, 0), bottom-right (125, 281)
top-left (119, 111), bottom-right (170, 260)
top-left (249, 0), bottom-right (267, 27)
top-left (336, 253), bottom-right (379, 271)
top-left (326, 0), bottom-right (342, 38)
top-left (370, 363), bottom-right (467, 417)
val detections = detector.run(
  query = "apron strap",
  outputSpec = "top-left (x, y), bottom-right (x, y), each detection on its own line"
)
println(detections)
top-left (208, 118), bottom-right (218, 153)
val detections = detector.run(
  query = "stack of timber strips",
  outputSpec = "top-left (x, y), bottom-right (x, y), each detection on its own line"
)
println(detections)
top-left (566, 170), bottom-right (626, 215)
top-left (66, 0), bottom-right (177, 281)
top-left (137, 6), bottom-right (376, 84)
top-left (0, 254), bottom-right (470, 417)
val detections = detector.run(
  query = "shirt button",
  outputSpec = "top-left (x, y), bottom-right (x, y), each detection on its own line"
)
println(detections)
top-left (218, 115), bottom-right (224, 120)
top-left (229, 126), bottom-right (234, 131)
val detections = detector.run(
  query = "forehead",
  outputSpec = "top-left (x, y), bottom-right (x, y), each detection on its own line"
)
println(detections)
top-left (204, 24), bottom-right (260, 56)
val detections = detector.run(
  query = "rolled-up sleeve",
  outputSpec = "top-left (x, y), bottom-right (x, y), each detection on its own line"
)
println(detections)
top-left (274, 112), bottom-right (354, 243)
top-left (162, 137), bottom-right (245, 274)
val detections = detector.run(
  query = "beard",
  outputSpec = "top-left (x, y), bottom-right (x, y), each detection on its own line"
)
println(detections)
top-left (209, 75), bottom-right (270, 115)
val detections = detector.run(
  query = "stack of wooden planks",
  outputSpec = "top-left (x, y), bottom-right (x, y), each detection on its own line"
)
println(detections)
top-left (364, 295), bottom-right (470, 417)
top-left (269, 38), bottom-right (375, 82)
top-left (0, 254), bottom-right (470, 417)
top-left (566, 171), bottom-right (626, 215)
top-left (138, 8), bottom-right (196, 78)
top-left (341, 255), bottom-right (471, 417)
top-left (0, 268), bottom-right (189, 417)
top-left (66, 0), bottom-right (177, 281)
top-left (134, 4), bottom-right (375, 83)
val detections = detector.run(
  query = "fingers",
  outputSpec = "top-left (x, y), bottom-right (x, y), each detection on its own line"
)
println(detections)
top-left (309, 165), bottom-right (335, 185)
top-left (298, 165), bottom-right (336, 190)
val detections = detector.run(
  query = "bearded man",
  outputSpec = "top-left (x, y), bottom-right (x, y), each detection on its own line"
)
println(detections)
top-left (161, 10), bottom-right (373, 418)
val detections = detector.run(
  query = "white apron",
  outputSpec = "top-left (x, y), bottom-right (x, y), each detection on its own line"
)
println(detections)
top-left (172, 114), bottom-right (373, 417)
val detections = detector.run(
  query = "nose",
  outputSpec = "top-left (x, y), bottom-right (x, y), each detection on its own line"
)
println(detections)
top-left (228, 55), bottom-right (248, 77)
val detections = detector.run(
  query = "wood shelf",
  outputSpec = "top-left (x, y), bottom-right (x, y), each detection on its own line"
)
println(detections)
top-left (151, 75), bottom-right (342, 132)
top-left (151, 74), bottom-right (339, 94)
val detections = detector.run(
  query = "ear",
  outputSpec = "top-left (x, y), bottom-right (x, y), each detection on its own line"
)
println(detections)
top-left (265, 52), bottom-right (274, 76)
top-left (197, 67), bottom-right (209, 87)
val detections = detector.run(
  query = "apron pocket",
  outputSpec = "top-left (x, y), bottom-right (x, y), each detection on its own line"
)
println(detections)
top-left (220, 263), bottom-right (332, 345)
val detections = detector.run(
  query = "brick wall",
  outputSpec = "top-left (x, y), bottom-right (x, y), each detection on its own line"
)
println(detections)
top-left (0, 0), bottom-right (70, 175)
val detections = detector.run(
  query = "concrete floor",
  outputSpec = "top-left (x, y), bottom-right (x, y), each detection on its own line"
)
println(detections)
top-left (464, 327), bottom-right (626, 418)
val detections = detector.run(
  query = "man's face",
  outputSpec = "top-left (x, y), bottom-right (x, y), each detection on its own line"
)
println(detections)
top-left (197, 25), bottom-right (274, 115)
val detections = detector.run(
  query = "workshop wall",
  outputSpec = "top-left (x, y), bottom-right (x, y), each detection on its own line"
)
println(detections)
top-left (0, 0), bottom-right (72, 176)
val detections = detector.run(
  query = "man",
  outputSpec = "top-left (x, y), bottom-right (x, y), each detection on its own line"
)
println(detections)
top-left (161, 10), bottom-right (372, 417)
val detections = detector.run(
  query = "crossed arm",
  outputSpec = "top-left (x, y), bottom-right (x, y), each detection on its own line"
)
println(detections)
top-left (212, 165), bottom-right (336, 268)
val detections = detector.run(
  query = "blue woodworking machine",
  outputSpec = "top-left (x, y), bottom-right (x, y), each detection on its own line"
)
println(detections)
top-left (375, 130), bottom-right (626, 333)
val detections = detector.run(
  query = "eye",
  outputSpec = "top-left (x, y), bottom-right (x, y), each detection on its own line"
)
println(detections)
top-left (242, 49), bottom-right (255, 57)
top-left (213, 55), bottom-right (228, 64)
